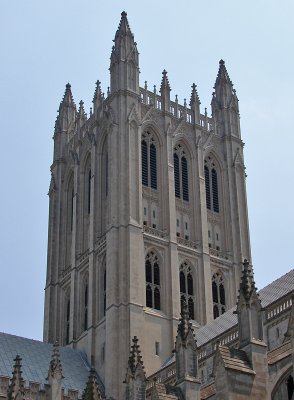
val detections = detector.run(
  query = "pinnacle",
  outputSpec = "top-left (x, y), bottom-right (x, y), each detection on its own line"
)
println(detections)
top-left (115, 11), bottom-right (133, 39)
top-left (214, 59), bottom-right (233, 88)
top-left (93, 80), bottom-right (104, 104)
top-left (48, 341), bottom-right (63, 378)
top-left (239, 259), bottom-right (258, 304)
top-left (7, 355), bottom-right (25, 400)
top-left (190, 83), bottom-right (201, 106)
top-left (82, 367), bottom-right (103, 400)
top-left (160, 69), bottom-right (171, 93)
top-left (127, 336), bottom-right (145, 375)
top-left (60, 82), bottom-right (76, 109)
top-left (177, 301), bottom-right (193, 341)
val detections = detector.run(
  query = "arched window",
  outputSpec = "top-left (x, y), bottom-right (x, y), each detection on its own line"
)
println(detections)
top-left (174, 144), bottom-right (189, 201)
top-left (145, 251), bottom-right (161, 310)
top-left (141, 131), bottom-right (157, 190)
top-left (204, 157), bottom-right (219, 213)
top-left (66, 297), bottom-right (70, 345)
top-left (179, 262), bottom-right (195, 320)
top-left (212, 272), bottom-right (226, 319)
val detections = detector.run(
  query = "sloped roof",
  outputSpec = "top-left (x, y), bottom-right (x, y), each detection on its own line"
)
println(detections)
top-left (160, 268), bottom-right (294, 369)
top-left (218, 345), bottom-right (255, 375)
top-left (196, 268), bottom-right (294, 347)
top-left (0, 332), bottom-right (99, 397)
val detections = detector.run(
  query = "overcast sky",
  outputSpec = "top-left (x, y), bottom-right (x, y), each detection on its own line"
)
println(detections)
top-left (0, 1), bottom-right (293, 340)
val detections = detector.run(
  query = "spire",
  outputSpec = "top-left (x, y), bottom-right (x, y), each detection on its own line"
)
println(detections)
top-left (93, 80), bottom-right (104, 112)
top-left (124, 337), bottom-right (146, 400)
top-left (110, 12), bottom-right (139, 93)
top-left (115, 11), bottom-right (133, 41)
top-left (55, 83), bottom-right (76, 133)
top-left (48, 341), bottom-right (63, 379)
top-left (177, 302), bottom-right (192, 341)
top-left (77, 100), bottom-right (87, 123)
top-left (59, 83), bottom-right (76, 109)
top-left (126, 336), bottom-right (145, 376)
top-left (160, 70), bottom-right (171, 112)
top-left (236, 259), bottom-right (264, 347)
top-left (211, 60), bottom-right (240, 136)
top-left (160, 70), bottom-right (171, 94)
top-left (175, 303), bottom-right (200, 399)
top-left (82, 367), bottom-right (103, 400)
top-left (190, 83), bottom-right (201, 124)
top-left (214, 59), bottom-right (233, 88)
top-left (237, 259), bottom-right (259, 306)
top-left (7, 355), bottom-right (25, 400)
top-left (190, 83), bottom-right (200, 106)
top-left (47, 342), bottom-right (63, 400)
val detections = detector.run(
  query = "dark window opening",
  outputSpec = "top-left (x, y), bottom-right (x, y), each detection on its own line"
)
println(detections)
top-left (87, 169), bottom-right (91, 214)
top-left (211, 169), bottom-right (219, 212)
top-left (150, 143), bottom-right (157, 189)
top-left (145, 253), bottom-right (161, 310)
top-left (174, 153), bottom-right (180, 198)
top-left (182, 157), bottom-right (189, 201)
top-left (66, 299), bottom-right (70, 344)
top-left (204, 165), bottom-right (211, 210)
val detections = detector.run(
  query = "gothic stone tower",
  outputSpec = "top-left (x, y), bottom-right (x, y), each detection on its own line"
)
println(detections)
top-left (43, 12), bottom-right (251, 400)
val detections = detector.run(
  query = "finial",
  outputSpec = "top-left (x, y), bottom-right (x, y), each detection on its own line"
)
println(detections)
top-left (144, 81), bottom-right (148, 90)
top-left (153, 85), bottom-right (157, 94)
top-left (175, 94), bottom-right (178, 103)
top-left (190, 83), bottom-right (201, 106)
top-left (160, 69), bottom-right (171, 94)
top-left (238, 259), bottom-right (259, 305)
top-left (107, 87), bottom-right (110, 96)
top-left (219, 59), bottom-right (225, 65)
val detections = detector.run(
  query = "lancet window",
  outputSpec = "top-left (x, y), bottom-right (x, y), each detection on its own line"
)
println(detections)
top-left (141, 131), bottom-right (157, 190)
top-left (66, 175), bottom-right (74, 232)
top-left (179, 262), bottom-right (195, 320)
top-left (204, 157), bottom-right (219, 213)
top-left (174, 144), bottom-right (189, 201)
top-left (212, 272), bottom-right (226, 319)
top-left (145, 251), bottom-right (161, 310)
top-left (103, 269), bottom-right (106, 316)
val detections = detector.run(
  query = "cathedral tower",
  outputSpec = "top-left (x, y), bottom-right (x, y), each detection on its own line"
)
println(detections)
top-left (44, 12), bottom-right (251, 400)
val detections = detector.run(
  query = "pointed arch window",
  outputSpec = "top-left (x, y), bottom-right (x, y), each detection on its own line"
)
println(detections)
top-left (141, 131), bottom-right (157, 190)
top-left (212, 272), bottom-right (226, 319)
top-left (179, 262), bottom-right (195, 320)
top-left (174, 144), bottom-right (189, 201)
top-left (67, 175), bottom-right (74, 232)
top-left (204, 157), bottom-right (219, 213)
top-left (145, 251), bottom-right (161, 310)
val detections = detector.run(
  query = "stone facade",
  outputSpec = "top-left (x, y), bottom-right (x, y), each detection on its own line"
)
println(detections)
top-left (0, 11), bottom-right (293, 400)
top-left (44, 11), bottom-right (251, 399)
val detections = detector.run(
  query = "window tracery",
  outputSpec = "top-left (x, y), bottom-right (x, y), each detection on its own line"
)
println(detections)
top-left (204, 157), bottom-right (219, 213)
top-left (174, 144), bottom-right (189, 201)
top-left (145, 251), bottom-right (161, 310)
top-left (179, 261), bottom-right (195, 320)
top-left (141, 131), bottom-right (157, 190)
top-left (212, 271), bottom-right (226, 319)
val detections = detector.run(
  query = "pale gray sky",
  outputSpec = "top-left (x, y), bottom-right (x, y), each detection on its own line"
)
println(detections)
top-left (0, 1), bottom-right (293, 340)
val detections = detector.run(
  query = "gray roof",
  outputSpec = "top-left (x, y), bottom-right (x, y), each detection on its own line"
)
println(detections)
top-left (196, 268), bottom-right (294, 347)
top-left (0, 332), bottom-right (93, 396)
top-left (160, 268), bottom-right (294, 368)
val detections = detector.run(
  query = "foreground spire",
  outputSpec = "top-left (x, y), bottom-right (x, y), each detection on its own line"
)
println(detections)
top-left (110, 12), bottom-right (139, 93)
top-left (55, 83), bottom-right (76, 133)
top-left (7, 355), bottom-right (25, 400)
top-left (236, 259), bottom-right (263, 347)
top-left (82, 367), bottom-right (103, 400)
top-left (124, 336), bottom-right (146, 400)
